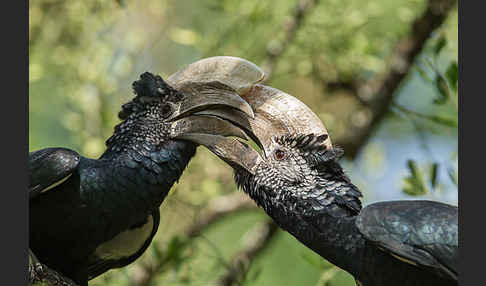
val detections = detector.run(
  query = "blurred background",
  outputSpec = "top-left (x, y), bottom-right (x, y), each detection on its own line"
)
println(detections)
top-left (29, 0), bottom-right (458, 285)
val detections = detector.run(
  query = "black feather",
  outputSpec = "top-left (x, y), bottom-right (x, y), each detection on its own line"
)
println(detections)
top-left (29, 72), bottom-right (198, 286)
top-left (233, 131), bottom-right (457, 286)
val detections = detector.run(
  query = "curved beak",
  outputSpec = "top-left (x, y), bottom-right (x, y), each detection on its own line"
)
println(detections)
top-left (166, 56), bottom-right (265, 145)
top-left (182, 84), bottom-right (332, 175)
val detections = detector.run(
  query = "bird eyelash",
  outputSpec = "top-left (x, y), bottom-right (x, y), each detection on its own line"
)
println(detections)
top-left (275, 133), bottom-right (328, 150)
top-left (275, 133), bottom-right (343, 158)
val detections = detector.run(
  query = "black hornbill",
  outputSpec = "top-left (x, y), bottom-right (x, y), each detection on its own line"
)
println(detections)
top-left (29, 57), bottom-right (264, 285)
top-left (189, 81), bottom-right (458, 285)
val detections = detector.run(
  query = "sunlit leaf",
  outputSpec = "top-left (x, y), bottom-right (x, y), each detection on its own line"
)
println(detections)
top-left (403, 160), bottom-right (427, 196)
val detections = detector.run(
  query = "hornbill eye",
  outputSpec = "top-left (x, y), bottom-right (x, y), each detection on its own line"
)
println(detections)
top-left (274, 149), bottom-right (286, 160)
top-left (161, 104), bottom-right (173, 118)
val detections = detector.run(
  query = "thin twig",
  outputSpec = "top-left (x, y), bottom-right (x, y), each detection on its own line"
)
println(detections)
top-left (391, 102), bottom-right (457, 127)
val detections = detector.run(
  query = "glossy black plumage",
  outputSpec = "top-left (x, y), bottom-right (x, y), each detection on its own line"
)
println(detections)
top-left (231, 134), bottom-right (458, 286)
top-left (30, 141), bottom-right (194, 285)
top-left (29, 71), bottom-right (253, 286)
top-left (356, 200), bottom-right (457, 281)
top-left (29, 148), bottom-right (80, 200)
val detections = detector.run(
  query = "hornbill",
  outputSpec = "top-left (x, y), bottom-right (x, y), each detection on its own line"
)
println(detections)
top-left (29, 57), bottom-right (265, 286)
top-left (188, 81), bottom-right (458, 285)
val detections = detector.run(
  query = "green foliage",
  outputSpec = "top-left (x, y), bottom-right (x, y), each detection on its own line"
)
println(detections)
top-left (402, 160), bottom-right (455, 197)
top-left (403, 159), bottom-right (428, 196)
top-left (398, 32), bottom-right (458, 197)
top-left (445, 61), bottom-right (458, 91)
top-left (433, 35), bottom-right (448, 56)
top-left (422, 35), bottom-right (458, 108)
top-left (165, 236), bottom-right (191, 271)
top-left (434, 75), bottom-right (449, 105)
top-left (447, 167), bottom-right (458, 188)
top-left (430, 162), bottom-right (439, 190)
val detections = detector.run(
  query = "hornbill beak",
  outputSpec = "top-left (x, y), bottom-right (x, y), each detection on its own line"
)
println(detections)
top-left (179, 83), bottom-right (333, 174)
top-left (165, 56), bottom-right (265, 142)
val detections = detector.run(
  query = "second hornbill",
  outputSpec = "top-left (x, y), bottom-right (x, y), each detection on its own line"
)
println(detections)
top-left (188, 81), bottom-right (458, 285)
top-left (29, 57), bottom-right (265, 285)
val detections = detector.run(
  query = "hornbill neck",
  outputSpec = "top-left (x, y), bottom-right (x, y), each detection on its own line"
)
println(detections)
top-left (234, 164), bottom-right (366, 277)
top-left (97, 118), bottom-right (197, 209)
top-left (101, 105), bottom-right (197, 159)
top-left (102, 109), bottom-right (170, 156)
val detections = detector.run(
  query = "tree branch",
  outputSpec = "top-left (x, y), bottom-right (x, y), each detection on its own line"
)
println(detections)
top-left (217, 220), bottom-right (279, 286)
top-left (262, 0), bottom-right (319, 80)
top-left (185, 193), bottom-right (256, 238)
top-left (29, 250), bottom-right (79, 286)
top-left (133, 193), bottom-right (257, 286)
top-left (334, 0), bottom-right (457, 158)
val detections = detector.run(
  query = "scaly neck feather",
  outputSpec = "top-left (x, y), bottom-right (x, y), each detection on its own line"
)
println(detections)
top-left (235, 159), bottom-right (366, 277)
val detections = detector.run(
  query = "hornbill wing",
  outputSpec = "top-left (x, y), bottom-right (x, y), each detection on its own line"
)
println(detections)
top-left (356, 200), bottom-right (458, 281)
top-left (86, 211), bottom-right (161, 280)
top-left (29, 148), bottom-right (80, 200)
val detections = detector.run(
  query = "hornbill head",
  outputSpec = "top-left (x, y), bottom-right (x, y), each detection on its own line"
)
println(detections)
top-left (184, 83), bottom-right (362, 218)
top-left (106, 57), bottom-right (265, 152)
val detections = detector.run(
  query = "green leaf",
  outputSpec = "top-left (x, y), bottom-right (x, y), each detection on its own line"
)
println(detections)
top-left (151, 243), bottom-right (163, 262)
top-left (430, 163), bottom-right (439, 190)
top-left (166, 236), bottom-right (186, 261)
top-left (434, 35), bottom-right (447, 56)
top-left (427, 115), bottom-right (458, 127)
top-left (445, 61), bottom-right (458, 91)
top-left (403, 160), bottom-right (428, 196)
top-left (447, 167), bottom-right (458, 188)
top-left (407, 160), bottom-right (418, 177)
top-left (434, 75), bottom-right (449, 105)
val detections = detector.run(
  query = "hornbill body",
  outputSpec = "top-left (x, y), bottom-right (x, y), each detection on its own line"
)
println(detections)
top-left (191, 79), bottom-right (458, 285)
top-left (29, 57), bottom-right (264, 285)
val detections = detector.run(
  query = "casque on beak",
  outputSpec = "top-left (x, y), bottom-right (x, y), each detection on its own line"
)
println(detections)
top-left (180, 80), bottom-right (333, 175)
top-left (164, 56), bottom-right (265, 143)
